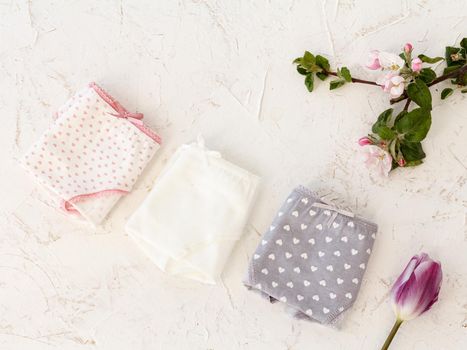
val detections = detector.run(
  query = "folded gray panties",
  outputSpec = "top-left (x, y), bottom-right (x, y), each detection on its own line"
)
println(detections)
top-left (244, 186), bottom-right (378, 324)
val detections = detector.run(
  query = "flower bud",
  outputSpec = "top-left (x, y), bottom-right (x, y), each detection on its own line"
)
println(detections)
top-left (358, 137), bottom-right (372, 146)
top-left (404, 43), bottom-right (413, 53)
top-left (411, 57), bottom-right (422, 72)
top-left (398, 158), bottom-right (406, 167)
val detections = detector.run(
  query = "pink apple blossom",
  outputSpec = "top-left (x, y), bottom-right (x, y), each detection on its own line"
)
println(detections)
top-left (411, 57), bottom-right (423, 72)
top-left (368, 51), bottom-right (405, 71)
top-left (367, 50), bottom-right (381, 70)
top-left (361, 145), bottom-right (393, 177)
top-left (377, 72), bottom-right (406, 98)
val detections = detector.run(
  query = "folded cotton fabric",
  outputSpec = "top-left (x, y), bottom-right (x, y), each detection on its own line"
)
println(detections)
top-left (126, 138), bottom-right (260, 284)
top-left (20, 82), bottom-right (161, 225)
top-left (244, 186), bottom-right (377, 324)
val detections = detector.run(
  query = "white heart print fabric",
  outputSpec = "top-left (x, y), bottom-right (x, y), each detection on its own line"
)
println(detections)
top-left (244, 186), bottom-right (377, 324)
top-left (20, 82), bottom-right (161, 225)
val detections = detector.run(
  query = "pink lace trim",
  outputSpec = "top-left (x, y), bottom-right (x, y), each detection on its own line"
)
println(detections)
top-left (62, 189), bottom-right (129, 213)
top-left (89, 82), bottom-right (162, 144)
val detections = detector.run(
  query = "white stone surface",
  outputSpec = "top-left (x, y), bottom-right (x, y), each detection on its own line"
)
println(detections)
top-left (1, 1), bottom-right (466, 349)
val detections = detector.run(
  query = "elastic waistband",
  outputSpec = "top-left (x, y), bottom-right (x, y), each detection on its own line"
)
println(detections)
top-left (293, 185), bottom-right (378, 231)
top-left (181, 141), bottom-right (260, 184)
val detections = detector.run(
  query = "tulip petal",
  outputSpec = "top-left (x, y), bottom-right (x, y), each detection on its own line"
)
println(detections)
top-left (390, 253), bottom-right (442, 321)
top-left (412, 261), bottom-right (442, 315)
top-left (391, 256), bottom-right (418, 298)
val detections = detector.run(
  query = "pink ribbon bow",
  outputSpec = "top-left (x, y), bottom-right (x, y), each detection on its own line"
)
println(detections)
top-left (110, 111), bottom-right (144, 125)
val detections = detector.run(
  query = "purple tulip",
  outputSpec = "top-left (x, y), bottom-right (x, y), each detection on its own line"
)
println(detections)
top-left (390, 253), bottom-right (442, 320)
top-left (381, 253), bottom-right (443, 350)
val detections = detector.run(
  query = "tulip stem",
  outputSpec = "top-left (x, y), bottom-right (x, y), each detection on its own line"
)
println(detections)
top-left (381, 319), bottom-right (404, 350)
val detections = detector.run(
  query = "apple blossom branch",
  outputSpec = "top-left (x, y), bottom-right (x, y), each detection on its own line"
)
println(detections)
top-left (294, 38), bottom-right (467, 174)
top-left (389, 63), bottom-right (467, 104)
top-left (329, 64), bottom-right (467, 103)
top-left (327, 71), bottom-right (378, 86)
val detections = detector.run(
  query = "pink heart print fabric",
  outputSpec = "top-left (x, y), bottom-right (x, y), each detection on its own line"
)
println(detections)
top-left (20, 82), bottom-right (161, 225)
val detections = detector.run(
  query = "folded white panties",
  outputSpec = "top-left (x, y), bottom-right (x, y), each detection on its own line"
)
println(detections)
top-left (126, 137), bottom-right (260, 284)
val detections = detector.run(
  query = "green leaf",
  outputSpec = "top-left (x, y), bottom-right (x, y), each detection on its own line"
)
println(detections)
top-left (400, 142), bottom-right (426, 161)
top-left (443, 64), bottom-right (462, 75)
top-left (296, 65), bottom-right (307, 75)
top-left (447, 67), bottom-right (467, 86)
top-left (329, 79), bottom-right (345, 90)
top-left (405, 159), bottom-right (423, 167)
top-left (418, 68), bottom-right (436, 84)
top-left (302, 51), bottom-right (316, 69)
top-left (309, 65), bottom-right (324, 73)
top-left (394, 110), bottom-right (407, 124)
top-left (305, 74), bottom-right (314, 92)
top-left (372, 108), bottom-right (394, 133)
top-left (340, 67), bottom-right (352, 82)
top-left (315, 55), bottom-right (330, 71)
top-left (374, 125), bottom-right (396, 140)
top-left (316, 72), bottom-right (328, 81)
top-left (418, 54), bottom-right (444, 64)
top-left (407, 79), bottom-right (432, 110)
top-left (293, 57), bottom-right (302, 64)
top-left (461, 72), bottom-right (467, 86)
top-left (461, 38), bottom-right (467, 49)
top-left (395, 108), bottom-right (432, 142)
top-left (461, 88), bottom-right (467, 93)
top-left (441, 88), bottom-right (454, 100)
top-left (399, 52), bottom-right (407, 62)
top-left (388, 139), bottom-right (398, 160)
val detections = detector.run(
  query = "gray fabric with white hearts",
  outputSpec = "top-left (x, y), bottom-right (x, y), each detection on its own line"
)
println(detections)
top-left (244, 186), bottom-right (377, 324)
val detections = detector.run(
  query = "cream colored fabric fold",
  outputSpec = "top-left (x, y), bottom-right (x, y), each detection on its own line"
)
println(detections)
top-left (126, 138), bottom-right (260, 284)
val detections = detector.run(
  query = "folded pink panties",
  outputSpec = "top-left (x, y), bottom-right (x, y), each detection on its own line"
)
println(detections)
top-left (20, 82), bottom-right (161, 225)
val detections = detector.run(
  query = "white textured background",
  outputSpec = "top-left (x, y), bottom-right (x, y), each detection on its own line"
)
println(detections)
top-left (1, 1), bottom-right (466, 349)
